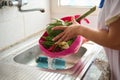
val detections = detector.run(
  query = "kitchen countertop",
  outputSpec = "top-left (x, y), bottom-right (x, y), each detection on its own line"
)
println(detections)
top-left (0, 62), bottom-right (71, 80)
top-left (82, 48), bottom-right (108, 80)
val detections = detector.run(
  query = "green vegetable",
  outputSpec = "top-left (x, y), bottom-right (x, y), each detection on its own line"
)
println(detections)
top-left (46, 19), bottom-right (65, 36)
top-left (67, 39), bottom-right (74, 45)
top-left (42, 41), bottom-right (55, 48)
top-left (44, 36), bottom-right (54, 41)
top-left (42, 19), bottom-right (65, 51)
top-left (67, 6), bottom-right (96, 25)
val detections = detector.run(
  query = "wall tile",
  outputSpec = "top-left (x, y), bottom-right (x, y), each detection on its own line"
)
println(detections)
top-left (0, 7), bottom-right (21, 22)
top-left (23, 11), bottom-right (50, 37)
top-left (0, 16), bottom-right (24, 49)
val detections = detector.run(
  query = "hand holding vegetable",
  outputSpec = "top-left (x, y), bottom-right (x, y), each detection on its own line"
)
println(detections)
top-left (52, 17), bottom-right (81, 44)
top-left (41, 19), bottom-right (74, 52)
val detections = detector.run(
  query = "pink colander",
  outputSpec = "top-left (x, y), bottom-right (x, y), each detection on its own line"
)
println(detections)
top-left (38, 15), bottom-right (89, 58)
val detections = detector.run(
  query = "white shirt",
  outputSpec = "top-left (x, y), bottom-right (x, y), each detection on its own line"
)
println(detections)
top-left (98, 0), bottom-right (120, 80)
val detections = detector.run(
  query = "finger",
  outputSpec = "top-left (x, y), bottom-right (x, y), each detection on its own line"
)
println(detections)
top-left (52, 26), bottom-right (66, 30)
top-left (64, 36), bottom-right (69, 42)
top-left (55, 38), bottom-right (64, 44)
top-left (55, 34), bottom-right (68, 44)
top-left (59, 34), bottom-right (67, 41)
top-left (52, 32), bottom-right (64, 41)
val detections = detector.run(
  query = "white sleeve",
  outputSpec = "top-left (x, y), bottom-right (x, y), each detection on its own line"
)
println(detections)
top-left (105, 0), bottom-right (120, 25)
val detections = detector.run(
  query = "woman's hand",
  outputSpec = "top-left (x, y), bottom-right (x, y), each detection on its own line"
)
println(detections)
top-left (52, 17), bottom-right (81, 44)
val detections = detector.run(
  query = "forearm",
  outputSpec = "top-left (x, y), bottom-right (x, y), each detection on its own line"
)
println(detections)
top-left (52, 16), bottom-right (120, 50)
top-left (79, 26), bottom-right (120, 50)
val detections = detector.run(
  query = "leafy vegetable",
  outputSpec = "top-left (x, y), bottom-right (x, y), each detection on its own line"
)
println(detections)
top-left (41, 19), bottom-right (67, 52)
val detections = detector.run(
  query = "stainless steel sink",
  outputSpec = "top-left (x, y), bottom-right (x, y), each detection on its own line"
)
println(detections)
top-left (14, 44), bottom-right (87, 69)
top-left (0, 35), bottom-right (102, 80)
top-left (12, 41), bottom-right (102, 80)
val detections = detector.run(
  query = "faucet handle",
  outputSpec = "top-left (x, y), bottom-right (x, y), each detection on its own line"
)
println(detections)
top-left (9, 0), bottom-right (28, 6)
top-left (9, 0), bottom-right (45, 13)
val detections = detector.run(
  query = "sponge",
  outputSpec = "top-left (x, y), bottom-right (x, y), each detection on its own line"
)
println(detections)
top-left (36, 56), bottom-right (48, 68)
top-left (52, 58), bottom-right (65, 70)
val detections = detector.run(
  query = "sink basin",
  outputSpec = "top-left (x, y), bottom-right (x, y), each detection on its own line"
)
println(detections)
top-left (12, 41), bottom-right (102, 79)
top-left (14, 44), bottom-right (87, 69)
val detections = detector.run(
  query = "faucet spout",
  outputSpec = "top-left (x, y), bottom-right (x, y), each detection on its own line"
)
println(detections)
top-left (18, 6), bottom-right (45, 13)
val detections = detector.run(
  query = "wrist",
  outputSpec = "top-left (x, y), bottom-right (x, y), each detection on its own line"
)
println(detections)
top-left (76, 25), bottom-right (83, 35)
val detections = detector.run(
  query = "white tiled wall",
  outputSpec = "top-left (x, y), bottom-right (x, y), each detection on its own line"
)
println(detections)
top-left (0, 0), bottom-right (51, 50)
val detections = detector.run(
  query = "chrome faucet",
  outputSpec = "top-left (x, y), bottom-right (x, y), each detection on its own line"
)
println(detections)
top-left (9, 0), bottom-right (45, 13)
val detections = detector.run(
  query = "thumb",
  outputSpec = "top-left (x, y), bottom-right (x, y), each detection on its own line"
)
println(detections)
top-left (71, 16), bottom-right (77, 24)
